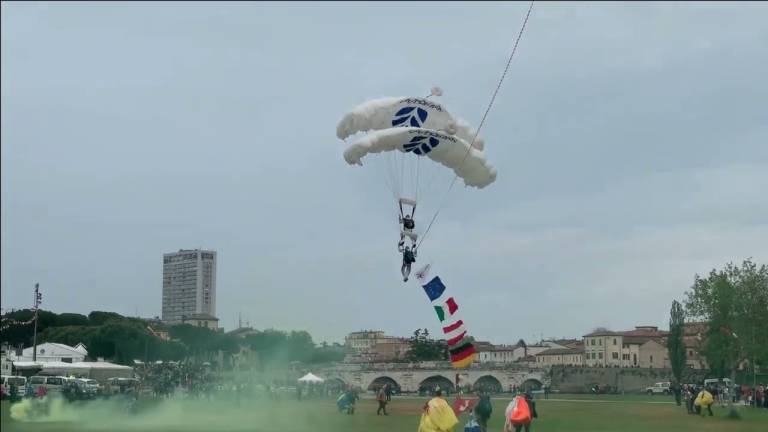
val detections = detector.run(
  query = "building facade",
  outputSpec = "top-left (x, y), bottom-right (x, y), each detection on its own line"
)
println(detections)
top-left (535, 347), bottom-right (584, 366)
top-left (162, 249), bottom-right (217, 324)
top-left (182, 313), bottom-right (220, 330)
top-left (345, 331), bottom-right (388, 353)
top-left (477, 343), bottom-right (557, 364)
top-left (9, 342), bottom-right (88, 363)
top-left (583, 326), bottom-right (672, 368)
top-left (344, 331), bottom-right (410, 363)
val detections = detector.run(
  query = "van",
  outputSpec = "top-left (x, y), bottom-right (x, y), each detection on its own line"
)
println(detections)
top-left (1, 375), bottom-right (28, 398)
top-left (703, 378), bottom-right (732, 390)
top-left (28, 376), bottom-right (68, 394)
top-left (74, 378), bottom-right (100, 396)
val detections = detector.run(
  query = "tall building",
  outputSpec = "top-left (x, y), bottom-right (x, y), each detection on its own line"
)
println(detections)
top-left (162, 249), bottom-right (217, 325)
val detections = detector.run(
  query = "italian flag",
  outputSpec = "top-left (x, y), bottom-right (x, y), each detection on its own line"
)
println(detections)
top-left (433, 297), bottom-right (458, 322)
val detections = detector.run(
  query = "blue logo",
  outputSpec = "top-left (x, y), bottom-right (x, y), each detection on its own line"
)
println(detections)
top-left (392, 106), bottom-right (429, 128)
top-left (403, 135), bottom-right (440, 155)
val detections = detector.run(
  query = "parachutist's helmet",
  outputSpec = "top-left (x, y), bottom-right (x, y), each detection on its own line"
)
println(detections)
top-left (405, 215), bottom-right (412, 219)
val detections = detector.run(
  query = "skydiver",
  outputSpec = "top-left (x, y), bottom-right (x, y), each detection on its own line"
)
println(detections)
top-left (399, 244), bottom-right (417, 282)
top-left (398, 214), bottom-right (416, 247)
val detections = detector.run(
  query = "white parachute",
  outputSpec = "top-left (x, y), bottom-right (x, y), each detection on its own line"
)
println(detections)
top-left (344, 127), bottom-right (496, 188)
top-left (336, 97), bottom-right (485, 151)
top-left (337, 90), bottom-right (497, 250)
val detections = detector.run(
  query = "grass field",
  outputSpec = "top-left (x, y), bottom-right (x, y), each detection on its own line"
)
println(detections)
top-left (2, 395), bottom-right (767, 432)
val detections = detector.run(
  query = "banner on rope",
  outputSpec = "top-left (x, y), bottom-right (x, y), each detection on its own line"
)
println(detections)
top-left (416, 265), bottom-right (477, 369)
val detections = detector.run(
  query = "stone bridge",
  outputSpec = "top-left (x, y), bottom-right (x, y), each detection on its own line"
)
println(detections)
top-left (317, 362), bottom-right (549, 393)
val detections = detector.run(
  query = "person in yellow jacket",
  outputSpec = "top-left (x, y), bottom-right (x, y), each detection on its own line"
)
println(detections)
top-left (694, 387), bottom-right (714, 416)
top-left (418, 390), bottom-right (459, 432)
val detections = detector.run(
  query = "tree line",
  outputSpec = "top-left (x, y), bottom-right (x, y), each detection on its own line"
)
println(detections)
top-left (0, 310), bottom-right (346, 366)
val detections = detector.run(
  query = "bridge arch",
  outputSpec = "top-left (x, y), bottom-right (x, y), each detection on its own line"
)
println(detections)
top-left (521, 378), bottom-right (543, 391)
top-left (472, 375), bottom-right (503, 394)
top-left (325, 377), bottom-right (347, 392)
top-left (366, 376), bottom-right (402, 393)
top-left (418, 375), bottom-right (455, 395)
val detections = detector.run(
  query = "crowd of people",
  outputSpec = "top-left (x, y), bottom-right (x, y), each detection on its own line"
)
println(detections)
top-left (681, 382), bottom-right (767, 417)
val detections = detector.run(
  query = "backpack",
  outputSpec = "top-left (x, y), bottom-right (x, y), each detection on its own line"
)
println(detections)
top-left (509, 396), bottom-right (532, 425)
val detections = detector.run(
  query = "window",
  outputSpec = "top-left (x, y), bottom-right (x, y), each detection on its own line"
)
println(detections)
top-left (650, 355), bottom-right (654, 364)
top-left (599, 339), bottom-right (602, 346)
top-left (612, 352), bottom-right (618, 359)
top-left (622, 354), bottom-right (629, 360)
top-left (598, 352), bottom-right (603, 359)
top-left (613, 338), bottom-right (617, 345)
top-left (591, 339), bottom-right (595, 346)
top-left (688, 350), bottom-right (693, 357)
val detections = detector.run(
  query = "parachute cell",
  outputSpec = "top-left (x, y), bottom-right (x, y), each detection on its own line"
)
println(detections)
top-left (336, 97), bottom-right (485, 151)
top-left (343, 127), bottom-right (496, 189)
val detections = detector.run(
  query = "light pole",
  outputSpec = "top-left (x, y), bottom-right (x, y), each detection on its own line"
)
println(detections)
top-left (32, 283), bottom-right (42, 362)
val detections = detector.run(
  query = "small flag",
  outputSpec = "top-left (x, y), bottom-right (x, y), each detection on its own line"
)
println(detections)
top-left (452, 395), bottom-right (476, 415)
top-left (422, 277), bottom-right (447, 302)
top-left (434, 297), bottom-right (459, 322)
top-left (415, 264), bottom-right (431, 282)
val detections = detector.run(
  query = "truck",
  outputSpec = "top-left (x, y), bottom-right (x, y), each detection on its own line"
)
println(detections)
top-left (645, 381), bottom-right (671, 395)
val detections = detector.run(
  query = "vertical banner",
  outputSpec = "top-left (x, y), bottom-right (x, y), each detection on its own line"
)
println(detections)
top-left (416, 264), bottom-right (477, 369)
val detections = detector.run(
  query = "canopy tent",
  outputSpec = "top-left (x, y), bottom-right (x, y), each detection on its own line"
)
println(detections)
top-left (297, 372), bottom-right (324, 383)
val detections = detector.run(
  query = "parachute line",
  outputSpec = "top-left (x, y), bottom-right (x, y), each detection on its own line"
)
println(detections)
top-left (417, 0), bottom-right (535, 250)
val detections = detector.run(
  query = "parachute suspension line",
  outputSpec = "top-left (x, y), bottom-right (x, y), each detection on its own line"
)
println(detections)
top-left (388, 151), bottom-right (400, 201)
top-left (399, 149), bottom-right (406, 199)
top-left (415, 155), bottom-right (421, 203)
top-left (417, 0), bottom-right (535, 250)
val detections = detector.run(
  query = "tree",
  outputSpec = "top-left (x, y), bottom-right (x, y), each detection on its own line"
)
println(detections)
top-left (243, 329), bottom-right (320, 366)
top-left (667, 300), bottom-right (686, 403)
top-left (88, 311), bottom-right (124, 326)
top-left (684, 259), bottom-right (768, 418)
top-left (405, 328), bottom-right (448, 362)
top-left (517, 339), bottom-right (528, 358)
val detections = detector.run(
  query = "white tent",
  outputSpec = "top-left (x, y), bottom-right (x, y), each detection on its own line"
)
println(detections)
top-left (297, 372), bottom-right (324, 383)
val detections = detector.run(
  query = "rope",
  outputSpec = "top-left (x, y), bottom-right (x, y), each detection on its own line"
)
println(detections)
top-left (417, 0), bottom-right (535, 250)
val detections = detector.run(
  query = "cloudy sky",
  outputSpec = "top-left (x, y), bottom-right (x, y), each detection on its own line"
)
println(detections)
top-left (2, 2), bottom-right (767, 344)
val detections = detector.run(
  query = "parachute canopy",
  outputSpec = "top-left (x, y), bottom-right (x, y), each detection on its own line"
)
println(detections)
top-left (337, 96), bottom-right (485, 151)
top-left (343, 127), bottom-right (496, 189)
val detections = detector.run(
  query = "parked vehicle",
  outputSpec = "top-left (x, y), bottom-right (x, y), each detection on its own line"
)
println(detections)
top-left (1, 375), bottom-right (28, 398)
top-left (28, 376), bottom-right (68, 394)
top-left (74, 378), bottom-right (101, 396)
top-left (645, 382), bottom-right (671, 395)
top-left (703, 378), bottom-right (731, 389)
top-left (105, 377), bottom-right (139, 395)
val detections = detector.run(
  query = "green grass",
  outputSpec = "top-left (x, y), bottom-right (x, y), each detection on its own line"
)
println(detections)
top-left (2, 396), bottom-right (767, 432)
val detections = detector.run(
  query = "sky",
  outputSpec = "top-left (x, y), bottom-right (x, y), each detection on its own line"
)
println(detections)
top-left (2, 1), bottom-right (767, 345)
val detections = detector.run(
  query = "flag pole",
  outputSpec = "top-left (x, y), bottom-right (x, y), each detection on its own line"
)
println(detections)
top-left (32, 283), bottom-right (41, 362)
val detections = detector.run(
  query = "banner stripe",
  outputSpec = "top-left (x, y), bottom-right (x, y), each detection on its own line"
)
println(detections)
top-left (447, 331), bottom-right (467, 346)
top-left (449, 341), bottom-right (475, 356)
top-left (443, 320), bottom-right (464, 333)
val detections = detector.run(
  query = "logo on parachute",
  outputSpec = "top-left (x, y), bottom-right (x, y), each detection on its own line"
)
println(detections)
top-left (403, 135), bottom-right (440, 155)
top-left (392, 106), bottom-right (429, 128)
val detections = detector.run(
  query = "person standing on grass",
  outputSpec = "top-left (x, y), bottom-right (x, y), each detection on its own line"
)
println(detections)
top-left (377, 384), bottom-right (389, 415)
top-left (504, 391), bottom-right (538, 432)
top-left (694, 387), bottom-right (714, 416)
top-left (473, 390), bottom-right (493, 432)
top-left (418, 389), bottom-right (459, 432)
top-left (683, 385), bottom-right (696, 414)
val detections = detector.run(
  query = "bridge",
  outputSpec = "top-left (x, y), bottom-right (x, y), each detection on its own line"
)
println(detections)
top-left (317, 362), bottom-right (550, 393)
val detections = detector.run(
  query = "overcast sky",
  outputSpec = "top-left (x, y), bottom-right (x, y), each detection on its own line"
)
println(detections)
top-left (2, 2), bottom-right (767, 345)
